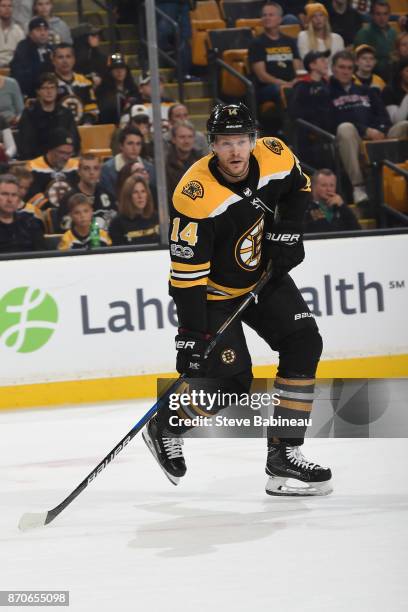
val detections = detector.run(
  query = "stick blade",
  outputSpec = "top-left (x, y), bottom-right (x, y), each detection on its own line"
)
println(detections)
top-left (18, 511), bottom-right (48, 532)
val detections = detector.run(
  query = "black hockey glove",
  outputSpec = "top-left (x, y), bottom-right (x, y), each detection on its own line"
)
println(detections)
top-left (175, 330), bottom-right (212, 377)
top-left (264, 222), bottom-right (305, 279)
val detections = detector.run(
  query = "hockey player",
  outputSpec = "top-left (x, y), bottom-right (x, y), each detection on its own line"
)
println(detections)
top-left (143, 103), bottom-right (332, 496)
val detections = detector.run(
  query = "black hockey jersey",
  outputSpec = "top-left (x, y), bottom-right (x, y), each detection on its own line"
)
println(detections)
top-left (169, 137), bottom-right (311, 332)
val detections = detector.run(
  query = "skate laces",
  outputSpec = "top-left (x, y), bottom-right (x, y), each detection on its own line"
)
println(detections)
top-left (162, 436), bottom-right (184, 459)
top-left (286, 446), bottom-right (318, 471)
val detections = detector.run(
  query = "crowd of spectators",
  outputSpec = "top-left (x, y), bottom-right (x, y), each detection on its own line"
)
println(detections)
top-left (0, 0), bottom-right (407, 255)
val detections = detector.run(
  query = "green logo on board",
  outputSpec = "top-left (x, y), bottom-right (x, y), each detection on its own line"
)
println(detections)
top-left (0, 287), bottom-right (58, 353)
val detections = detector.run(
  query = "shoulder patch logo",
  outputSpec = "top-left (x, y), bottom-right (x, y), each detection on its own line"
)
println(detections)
top-left (182, 180), bottom-right (204, 200)
top-left (264, 138), bottom-right (284, 155)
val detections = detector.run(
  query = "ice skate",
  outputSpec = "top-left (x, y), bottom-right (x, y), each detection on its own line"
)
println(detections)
top-left (142, 416), bottom-right (186, 486)
top-left (265, 442), bottom-right (333, 497)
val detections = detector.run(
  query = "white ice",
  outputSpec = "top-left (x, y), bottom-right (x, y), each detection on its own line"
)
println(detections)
top-left (1, 400), bottom-right (407, 612)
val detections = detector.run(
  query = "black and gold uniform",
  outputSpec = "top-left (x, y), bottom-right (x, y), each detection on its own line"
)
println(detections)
top-left (144, 104), bottom-right (331, 496)
top-left (166, 111), bottom-right (322, 446)
top-left (169, 136), bottom-right (311, 332)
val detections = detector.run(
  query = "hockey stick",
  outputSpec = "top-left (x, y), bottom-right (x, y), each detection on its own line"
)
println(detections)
top-left (18, 263), bottom-right (273, 531)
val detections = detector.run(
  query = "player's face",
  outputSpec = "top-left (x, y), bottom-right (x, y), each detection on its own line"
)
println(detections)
top-left (0, 182), bottom-right (19, 216)
top-left (121, 135), bottom-right (142, 161)
top-left (53, 48), bottom-right (75, 75)
top-left (131, 182), bottom-right (148, 210)
top-left (261, 6), bottom-right (281, 30)
top-left (332, 59), bottom-right (354, 86)
top-left (212, 134), bottom-right (252, 177)
top-left (314, 174), bottom-right (336, 202)
top-left (356, 53), bottom-right (376, 73)
top-left (34, 0), bottom-right (52, 18)
top-left (79, 159), bottom-right (101, 185)
top-left (0, 0), bottom-right (13, 20)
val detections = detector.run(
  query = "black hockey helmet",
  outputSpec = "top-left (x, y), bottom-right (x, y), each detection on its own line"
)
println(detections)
top-left (207, 103), bottom-right (257, 145)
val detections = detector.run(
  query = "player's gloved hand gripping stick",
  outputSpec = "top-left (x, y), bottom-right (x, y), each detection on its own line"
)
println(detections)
top-left (18, 262), bottom-right (274, 531)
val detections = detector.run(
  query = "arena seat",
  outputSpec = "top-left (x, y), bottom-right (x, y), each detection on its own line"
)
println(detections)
top-left (280, 23), bottom-right (301, 38)
top-left (190, 1), bottom-right (226, 66)
top-left (221, 49), bottom-right (249, 96)
top-left (235, 18), bottom-right (262, 32)
top-left (388, 0), bottom-right (406, 15)
top-left (191, 0), bottom-right (223, 20)
top-left (78, 124), bottom-right (116, 155)
top-left (383, 161), bottom-right (408, 214)
top-left (221, 0), bottom-right (264, 26)
top-left (208, 28), bottom-right (254, 97)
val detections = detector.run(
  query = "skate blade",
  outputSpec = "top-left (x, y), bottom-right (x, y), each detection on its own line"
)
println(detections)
top-left (142, 429), bottom-right (180, 486)
top-left (266, 476), bottom-right (333, 497)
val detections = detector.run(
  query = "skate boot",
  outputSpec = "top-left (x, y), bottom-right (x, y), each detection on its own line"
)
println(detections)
top-left (265, 441), bottom-right (332, 496)
top-left (142, 415), bottom-right (186, 486)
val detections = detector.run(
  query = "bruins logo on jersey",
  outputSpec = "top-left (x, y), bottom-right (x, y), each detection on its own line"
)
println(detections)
top-left (221, 349), bottom-right (236, 364)
top-left (264, 138), bottom-right (283, 155)
top-left (182, 180), bottom-right (204, 200)
top-left (235, 217), bottom-right (264, 271)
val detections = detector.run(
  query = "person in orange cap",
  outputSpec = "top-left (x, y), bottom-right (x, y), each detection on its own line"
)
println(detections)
top-left (297, 2), bottom-right (345, 66)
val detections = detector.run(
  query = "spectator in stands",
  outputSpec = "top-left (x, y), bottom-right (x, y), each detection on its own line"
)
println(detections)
top-left (328, 0), bottom-right (363, 46)
top-left (249, 2), bottom-right (301, 129)
top-left (163, 103), bottom-right (208, 157)
top-left (58, 153), bottom-right (117, 232)
top-left (382, 59), bottom-right (408, 125)
top-left (12, 0), bottom-right (33, 29)
top-left (100, 125), bottom-right (155, 199)
top-left (9, 165), bottom-right (33, 205)
top-left (0, 114), bottom-right (16, 161)
top-left (109, 174), bottom-right (159, 246)
top-left (96, 53), bottom-right (140, 124)
top-left (0, 0), bottom-right (24, 67)
top-left (297, 3), bottom-right (345, 63)
top-left (0, 73), bottom-right (23, 125)
top-left (156, 0), bottom-right (192, 79)
top-left (328, 50), bottom-right (408, 204)
top-left (26, 127), bottom-right (78, 207)
top-left (16, 72), bottom-right (79, 159)
top-left (165, 120), bottom-right (201, 202)
top-left (353, 44), bottom-right (386, 90)
top-left (290, 50), bottom-right (331, 166)
top-left (116, 159), bottom-right (152, 199)
top-left (32, 0), bottom-right (71, 44)
top-left (351, 0), bottom-right (371, 21)
top-left (390, 31), bottom-right (408, 80)
top-left (52, 42), bottom-right (99, 124)
top-left (305, 168), bottom-right (361, 231)
top-left (72, 22), bottom-right (107, 88)
top-left (10, 16), bottom-right (52, 97)
top-left (58, 192), bottom-right (111, 250)
top-left (130, 112), bottom-right (153, 160)
top-left (0, 173), bottom-right (46, 252)
top-left (138, 72), bottom-right (174, 118)
top-left (354, 1), bottom-right (396, 80)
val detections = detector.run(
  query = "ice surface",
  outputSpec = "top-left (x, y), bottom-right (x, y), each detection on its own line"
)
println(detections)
top-left (1, 400), bottom-right (407, 612)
